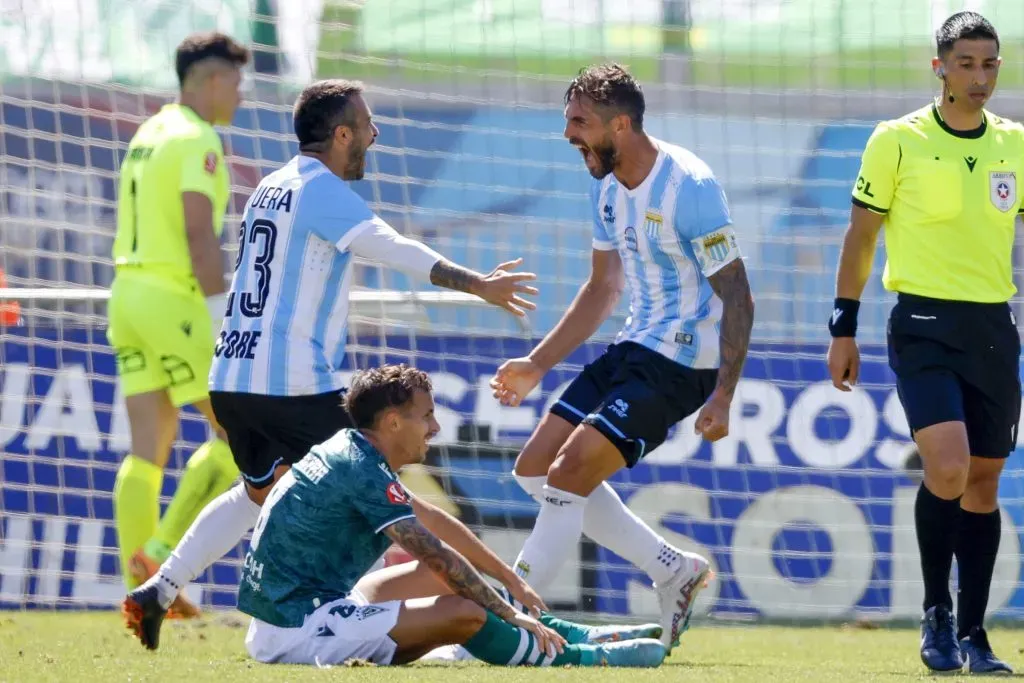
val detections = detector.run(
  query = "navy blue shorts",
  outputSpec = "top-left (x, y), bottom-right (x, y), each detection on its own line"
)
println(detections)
top-left (550, 342), bottom-right (718, 467)
top-left (887, 293), bottom-right (1021, 459)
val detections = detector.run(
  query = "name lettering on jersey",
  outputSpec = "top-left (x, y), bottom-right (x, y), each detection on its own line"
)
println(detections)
top-left (990, 171), bottom-right (1016, 212)
top-left (643, 210), bottom-right (663, 239)
top-left (214, 330), bottom-right (261, 360)
top-left (964, 156), bottom-right (978, 173)
top-left (295, 454), bottom-right (329, 484)
top-left (249, 185), bottom-right (294, 213)
top-left (125, 147), bottom-right (153, 162)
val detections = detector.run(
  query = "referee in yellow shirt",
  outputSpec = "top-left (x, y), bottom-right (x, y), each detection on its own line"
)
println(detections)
top-left (827, 12), bottom-right (1017, 675)
top-left (108, 32), bottom-right (249, 617)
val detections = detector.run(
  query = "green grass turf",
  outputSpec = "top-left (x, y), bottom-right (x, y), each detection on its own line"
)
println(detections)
top-left (2, 611), bottom-right (1021, 682)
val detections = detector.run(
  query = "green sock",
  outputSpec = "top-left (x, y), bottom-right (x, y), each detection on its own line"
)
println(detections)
top-left (539, 612), bottom-right (591, 645)
top-left (463, 611), bottom-right (584, 667)
top-left (149, 439), bottom-right (237, 558)
top-left (113, 455), bottom-right (163, 589)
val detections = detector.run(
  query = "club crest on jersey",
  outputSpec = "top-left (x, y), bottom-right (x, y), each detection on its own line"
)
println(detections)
top-left (386, 482), bottom-right (409, 505)
top-left (624, 227), bottom-right (638, 252)
top-left (643, 210), bottom-right (662, 239)
top-left (204, 150), bottom-right (218, 175)
top-left (701, 233), bottom-right (731, 263)
top-left (990, 171), bottom-right (1016, 212)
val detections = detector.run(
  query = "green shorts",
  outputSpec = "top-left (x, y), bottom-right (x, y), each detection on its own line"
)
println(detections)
top-left (106, 270), bottom-right (214, 408)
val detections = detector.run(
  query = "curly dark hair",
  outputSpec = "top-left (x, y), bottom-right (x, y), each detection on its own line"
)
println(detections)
top-left (345, 364), bottom-right (433, 429)
top-left (293, 79), bottom-right (365, 151)
top-left (564, 63), bottom-right (645, 131)
top-left (174, 32), bottom-right (250, 86)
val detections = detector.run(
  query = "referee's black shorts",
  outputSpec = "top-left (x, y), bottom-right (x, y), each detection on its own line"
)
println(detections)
top-left (887, 293), bottom-right (1021, 458)
top-left (209, 389), bottom-right (353, 488)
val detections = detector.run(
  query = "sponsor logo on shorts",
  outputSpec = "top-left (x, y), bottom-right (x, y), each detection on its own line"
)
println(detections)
top-left (386, 482), bottom-right (409, 505)
top-left (356, 606), bottom-right (387, 620)
top-left (608, 398), bottom-right (629, 419)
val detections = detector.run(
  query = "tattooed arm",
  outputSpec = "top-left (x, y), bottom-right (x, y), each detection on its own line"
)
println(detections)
top-left (707, 258), bottom-right (755, 399)
top-left (694, 258), bottom-right (754, 442)
top-left (385, 517), bottom-right (519, 621)
top-left (410, 494), bottom-right (548, 614)
top-left (430, 258), bottom-right (538, 317)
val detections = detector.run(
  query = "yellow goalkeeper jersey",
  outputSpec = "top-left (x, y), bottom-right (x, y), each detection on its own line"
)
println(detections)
top-left (851, 103), bottom-right (1024, 303)
top-left (113, 103), bottom-right (229, 284)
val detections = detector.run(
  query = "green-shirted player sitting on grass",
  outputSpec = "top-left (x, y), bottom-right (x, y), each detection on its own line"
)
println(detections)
top-left (234, 364), bottom-right (667, 668)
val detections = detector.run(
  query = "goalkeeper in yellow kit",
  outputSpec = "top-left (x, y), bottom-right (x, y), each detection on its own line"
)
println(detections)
top-left (107, 32), bottom-right (250, 617)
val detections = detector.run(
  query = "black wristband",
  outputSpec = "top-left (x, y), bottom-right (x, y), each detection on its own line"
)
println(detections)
top-left (828, 298), bottom-right (860, 337)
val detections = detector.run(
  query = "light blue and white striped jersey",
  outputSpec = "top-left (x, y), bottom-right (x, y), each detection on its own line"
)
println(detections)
top-left (210, 156), bottom-right (378, 396)
top-left (592, 138), bottom-right (737, 369)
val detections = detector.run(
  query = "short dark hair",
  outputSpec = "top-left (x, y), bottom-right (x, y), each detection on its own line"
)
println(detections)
top-left (175, 32), bottom-right (250, 86)
top-left (564, 63), bottom-right (645, 131)
top-left (936, 11), bottom-right (999, 58)
top-left (345, 364), bottom-right (433, 429)
top-left (293, 79), bottom-right (365, 151)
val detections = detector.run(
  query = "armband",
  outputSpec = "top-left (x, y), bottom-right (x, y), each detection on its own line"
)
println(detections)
top-left (690, 227), bottom-right (741, 277)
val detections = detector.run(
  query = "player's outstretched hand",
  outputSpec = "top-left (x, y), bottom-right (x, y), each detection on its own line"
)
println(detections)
top-left (477, 258), bottom-right (538, 317)
top-left (509, 611), bottom-right (566, 658)
top-left (826, 337), bottom-right (860, 392)
top-left (490, 357), bottom-right (545, 407)
top-left (504, 574), bottom-right (548, 617)
top-left (694, 391), bottom-right (731, 442)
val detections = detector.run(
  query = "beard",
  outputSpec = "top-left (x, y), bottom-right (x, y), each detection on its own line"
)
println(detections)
top-left (572, 137), bottom-right (617, 179)
top-left (344, 145), bottom-right (367, 180)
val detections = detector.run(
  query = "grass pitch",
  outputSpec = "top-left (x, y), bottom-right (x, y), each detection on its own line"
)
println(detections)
top-left (1, 611), bottom-right (1019, 682)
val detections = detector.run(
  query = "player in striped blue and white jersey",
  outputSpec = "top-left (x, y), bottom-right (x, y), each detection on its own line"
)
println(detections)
top-left (123, 79), bottom-right (538, 650)
top-left (490, 64), bottom-right (755, 653)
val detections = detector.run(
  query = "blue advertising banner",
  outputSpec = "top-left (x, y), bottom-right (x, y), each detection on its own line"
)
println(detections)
top-left (3, 329), bottom-right (1023, 618)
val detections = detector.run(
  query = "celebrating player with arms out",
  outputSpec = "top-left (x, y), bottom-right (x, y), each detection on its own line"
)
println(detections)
top-left (235, 365), bottom-right (666, 668)
top-left (123, 79), bottom-right (538, 649)
top-left (490, 64), bottom-right (755, 651)
top-left (828, 12), bottom-right (1017, 675)
top-left (107, 32), bottom-right (249, 617)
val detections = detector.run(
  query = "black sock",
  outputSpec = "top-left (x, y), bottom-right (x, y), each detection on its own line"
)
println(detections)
top-left (955, 508), bottom-right (1001, 640)
top-left (915, 483), bottom-right (961, 612)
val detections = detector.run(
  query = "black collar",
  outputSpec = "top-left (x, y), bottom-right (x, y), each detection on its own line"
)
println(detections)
top-left (932, 103), bottom-right (987, 139)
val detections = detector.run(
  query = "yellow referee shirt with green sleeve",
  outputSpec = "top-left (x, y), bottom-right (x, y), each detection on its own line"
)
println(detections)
top-left (108, 103), bottom-right (229, 406)
top-left (852, 103), bottom-right (1024, 303)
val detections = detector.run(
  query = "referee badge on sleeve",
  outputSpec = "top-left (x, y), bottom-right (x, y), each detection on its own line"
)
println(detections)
top-left (990, 171), bottom-right (1016, 212)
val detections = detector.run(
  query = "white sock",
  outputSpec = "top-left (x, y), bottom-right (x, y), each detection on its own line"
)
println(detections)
top-left (512, 484), bottom-right (587, 591)
top-left (154, 483), bottom-right (260, 608)
top-left (515, 474), bottom-right (682, 585)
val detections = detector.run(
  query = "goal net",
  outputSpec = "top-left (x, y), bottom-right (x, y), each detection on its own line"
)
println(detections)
top-left (3, 0), bottom-right (1024, 623)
